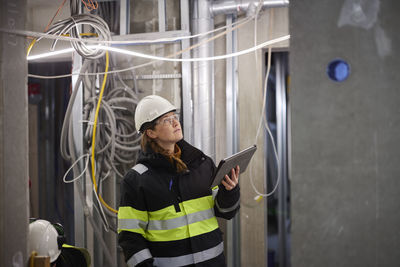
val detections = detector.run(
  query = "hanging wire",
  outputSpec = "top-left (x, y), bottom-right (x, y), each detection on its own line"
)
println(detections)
top-left (82, 0), bottom-right (98, 11)
top-left (250, 8), bottom-right (281, 200)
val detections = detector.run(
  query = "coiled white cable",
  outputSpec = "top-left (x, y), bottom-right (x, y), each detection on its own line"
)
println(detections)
top-left (39, 13), bottom-right (112, 59)
top-left (250, 8), bottom-right (281, 199)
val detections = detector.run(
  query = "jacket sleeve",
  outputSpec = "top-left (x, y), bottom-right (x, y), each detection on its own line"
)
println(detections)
top-left (118, 171), bottom-right (155, 267)
top-left (204, 155), bottom-right (240, 220)
top-left (213, 184), bottom-right (240, 220)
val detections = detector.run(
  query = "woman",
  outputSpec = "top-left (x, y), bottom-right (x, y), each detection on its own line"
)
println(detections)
top-left (118, 95), bottom-right (240, 267)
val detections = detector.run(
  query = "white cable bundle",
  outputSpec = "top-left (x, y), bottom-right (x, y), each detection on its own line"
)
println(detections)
top-left (39, 13), bottom-right (112, 59)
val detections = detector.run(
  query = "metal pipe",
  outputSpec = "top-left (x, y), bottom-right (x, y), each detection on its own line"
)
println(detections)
top-left (72, 54), bottom-right (86, 248)
top-left (158, 0), bottom-right (166, 32)
top-left (180, 0), bottom-right (193, 144)
top-left (191, 0), bottom-right (215, 159)
top-left (119, 0), bottom-right (130, 34)
top-left (225, 14), bottom-right (241, 267)
top-left (211, 0), bottom-right (289, 16)
top-left (276, 54), bottom-right (289, 267)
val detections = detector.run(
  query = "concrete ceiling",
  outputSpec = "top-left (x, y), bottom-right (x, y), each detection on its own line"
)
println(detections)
top-left (27, 0), bottom-right (71, 31)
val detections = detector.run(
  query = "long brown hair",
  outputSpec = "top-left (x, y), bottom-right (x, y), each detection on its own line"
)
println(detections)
top-left (141, 129), bottom-right (187, 173)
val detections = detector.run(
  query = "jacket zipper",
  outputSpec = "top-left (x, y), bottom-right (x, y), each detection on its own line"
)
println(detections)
top-left (174, 197), bottom-right (181, 212)
top-left (169, 177), bottom-right (181, 212)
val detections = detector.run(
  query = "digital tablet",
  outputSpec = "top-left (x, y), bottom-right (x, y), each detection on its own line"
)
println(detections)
top-left (211, 145), bottom-right (257, 188)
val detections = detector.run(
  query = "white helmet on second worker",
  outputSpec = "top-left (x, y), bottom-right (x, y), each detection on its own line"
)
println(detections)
top-left (135, 95), bottom-right (176, 133)
top-left (28, 219), bottom-right (63, 262)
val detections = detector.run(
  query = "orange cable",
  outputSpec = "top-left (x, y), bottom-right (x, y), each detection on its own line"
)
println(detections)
top-left (82, 0), bottom-right (98, 11)
top-left (45, 0), bottom-right (68, 32)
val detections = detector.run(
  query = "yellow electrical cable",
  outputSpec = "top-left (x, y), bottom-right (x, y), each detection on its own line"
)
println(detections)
top-left (90, 51), bottom-right (118, 214)
top-left (27, 39), bottom-right (37, 56)
top-left (60, 33), bottom-right (99, 37)
top-left (79, 33), bottom-right (99, 37)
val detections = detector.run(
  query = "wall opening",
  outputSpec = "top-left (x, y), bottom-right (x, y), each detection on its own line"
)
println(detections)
top-left (264, 51), bottom-right (291, 267)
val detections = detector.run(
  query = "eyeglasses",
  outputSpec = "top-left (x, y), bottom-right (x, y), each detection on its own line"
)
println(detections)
top-left (156, 114), bottom-right (180, 126)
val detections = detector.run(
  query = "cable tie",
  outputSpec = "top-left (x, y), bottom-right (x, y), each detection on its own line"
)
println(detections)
top-left (79, 120), bottom-right (110, 127)
top-left (110, 106), bottom-right (128, 111)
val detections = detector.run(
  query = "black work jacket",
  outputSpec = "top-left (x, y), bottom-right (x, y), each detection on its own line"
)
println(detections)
top-left (118, 140), bottom-right (240, 267)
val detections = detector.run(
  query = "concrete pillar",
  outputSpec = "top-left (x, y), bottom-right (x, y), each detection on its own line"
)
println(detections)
top-left (0, 0), bottom-right (29, 266)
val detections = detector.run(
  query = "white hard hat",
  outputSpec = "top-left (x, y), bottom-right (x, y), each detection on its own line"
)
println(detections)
top-left (28, 219), bottom-right (62, 263)
top-left (135, 95), bottom-right (176, 133)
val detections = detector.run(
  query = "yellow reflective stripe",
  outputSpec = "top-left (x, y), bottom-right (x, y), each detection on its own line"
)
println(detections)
top-left (148, 207), bottom-right (215, 230)
top-left (182, 195), bottom-right (214, 214)
top-left (118, 206), bottom-right (148, 235)
top-left (118, 196), bottom-right (218, 241)
top-left (146, 225), bottom-right (189, 241)
top-left (118, 206), bottom-right (148, 221)
top-left (148, 204), bottom-right (183, 221)
top-left (146, 217), bottom-right (218, 242)
top-left (147, 196), bottom-right (214, 221)
top-left (188, 216), bottom-right (219, 237)
top-left (146, 196), bottom-right (218, 242)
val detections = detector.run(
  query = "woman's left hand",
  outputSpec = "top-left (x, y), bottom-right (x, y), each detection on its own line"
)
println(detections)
top-left (221, 165), bottom-right (240, 191)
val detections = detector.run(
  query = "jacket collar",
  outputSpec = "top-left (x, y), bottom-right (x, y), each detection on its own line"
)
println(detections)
top-left (137, 139), bottom-right (204, 173)
top-left (137, 146), bottom-right (175, 173)
top-left (177, 139), bottom-right (204, 166)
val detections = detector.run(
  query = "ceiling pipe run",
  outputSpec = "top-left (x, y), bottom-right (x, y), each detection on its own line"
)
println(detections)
top-left (211, 0), bottom-right (289, 16)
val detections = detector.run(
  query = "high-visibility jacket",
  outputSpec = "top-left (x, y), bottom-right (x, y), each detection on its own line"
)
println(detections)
top-left (118, 140), bottom-right (240, 267)
top-left (54, 244), bottom-right (91, 267)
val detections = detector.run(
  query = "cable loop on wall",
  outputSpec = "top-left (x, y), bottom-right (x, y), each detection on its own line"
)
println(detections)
top-left (39, 13), bottom-right (111, 59)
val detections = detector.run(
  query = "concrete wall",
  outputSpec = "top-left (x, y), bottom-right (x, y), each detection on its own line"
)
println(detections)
top-left (290, 1), bottom-right (400, 266)
top-left (0, 0), bottom-right (29, 266)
